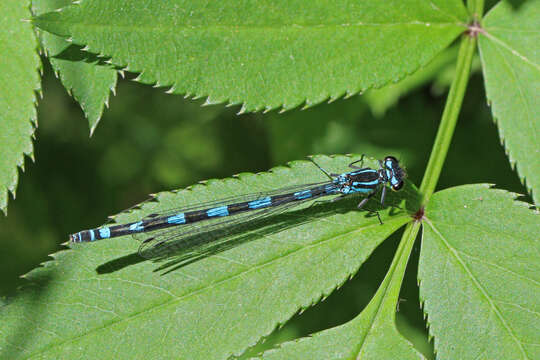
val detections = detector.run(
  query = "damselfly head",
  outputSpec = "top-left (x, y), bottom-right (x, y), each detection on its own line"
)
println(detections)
top-left (384, 156), bottom-right (406, 191)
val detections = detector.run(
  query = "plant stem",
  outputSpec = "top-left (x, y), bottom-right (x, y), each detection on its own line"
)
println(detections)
top-left (383, 16), bottom-right (480, 326)
top-left (418, 34), bottom-right (477, 206)
top-left (382, 221), bottom-right (421, 312)
top-left (468, 0), bottom-right (485, 20)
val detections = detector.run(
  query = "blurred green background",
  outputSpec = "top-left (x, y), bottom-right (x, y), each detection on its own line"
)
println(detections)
top-left (0, 42), bottom-right (528, 357)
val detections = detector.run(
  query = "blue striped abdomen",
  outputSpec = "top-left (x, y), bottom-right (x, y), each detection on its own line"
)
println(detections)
top-left (70, 183), bottom-right (339, 243)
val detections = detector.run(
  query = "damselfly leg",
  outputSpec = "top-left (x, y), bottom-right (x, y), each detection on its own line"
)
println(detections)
top-left (357, 191), bottom-right (383, 225)
top-left (348, 154), bottom-right (367, 169)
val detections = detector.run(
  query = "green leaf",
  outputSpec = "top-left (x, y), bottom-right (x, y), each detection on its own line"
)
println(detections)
top-left (32, 0), bottom-right (117, 134)
top-left (257, 223), bottom-right (425, 360)
top-left (0, 0), bottom-right (41, 214)
top-left (33, 0), bottom-right (468, 112)
top-left (478, 0), bottom-right (540, 204)
top-left (419, 184), bottom-right (540, 360)
top-left (0, 155), bottom-right (418, 359)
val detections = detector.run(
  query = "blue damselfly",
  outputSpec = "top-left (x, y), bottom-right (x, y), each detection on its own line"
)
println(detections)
top-left (70, 156), bottom-right (405, 258)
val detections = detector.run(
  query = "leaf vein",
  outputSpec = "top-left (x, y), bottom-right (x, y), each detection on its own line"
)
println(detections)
top-left (52, 21), bottom-right (463, 32)
top-left (495, 300), bottom-right (540, 318)
top-left (482, 31), bottom-right (540, 72)
top-left (457, 251), bottom-right (540, 287)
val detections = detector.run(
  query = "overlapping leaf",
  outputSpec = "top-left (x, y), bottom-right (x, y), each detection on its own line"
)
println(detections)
top-left (478, 0), bottom-right (540, 204)
top-left (0, 0), bottom-right (41, 214)
top-left (0, 155), bottom-right (417, 359)
top-left (419, 184), bottom-right (540, 359)
top-left (32, 0), bottom-right (117, 134)
top-left (34, 0), bottom-right (467, 112)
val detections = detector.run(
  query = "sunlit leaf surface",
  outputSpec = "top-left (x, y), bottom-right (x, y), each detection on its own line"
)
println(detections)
top-left (34, 0), bottom-right (467, 112)
top-left (0, 0), bottom-right (41, 214)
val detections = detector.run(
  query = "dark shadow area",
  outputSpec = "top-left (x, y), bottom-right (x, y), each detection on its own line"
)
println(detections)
top-left (485, 0), bottom-right (526, 13)
top-left (507, 0), bottom-right (527, 9)
top-left (53, 44), bottom-right (112, 67)
top-left (96, 253), bottom-right (146, 274)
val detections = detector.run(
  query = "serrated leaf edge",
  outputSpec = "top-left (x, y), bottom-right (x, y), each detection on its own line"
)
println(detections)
top-left (37, 0), bottom-right (466, 116)
top-left (1, 2), bottom-right (42, 216)
top-left (34, 28), bottom-right (117, 136)
top-left (477, 29), bottom-right (539, 205)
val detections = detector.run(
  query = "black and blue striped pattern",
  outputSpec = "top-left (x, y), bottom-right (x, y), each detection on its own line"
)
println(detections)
top-left (71, 183), bottom-right (337, 242)
top-left (70, 156), bottom-right (405, 245)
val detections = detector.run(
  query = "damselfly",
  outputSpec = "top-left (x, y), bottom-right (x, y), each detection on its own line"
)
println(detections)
top-left (70, 156), bottom-right (406, 258)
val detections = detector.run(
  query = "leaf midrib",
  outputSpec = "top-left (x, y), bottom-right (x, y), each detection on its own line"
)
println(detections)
top-left (483, 27), bottom-right (539, 33)
top-left (27, 216), bottom-right (407, 358)
top-left (41, 20), bottom-right (463, 33)
top-left (482, 30), bottom-right (540, 71)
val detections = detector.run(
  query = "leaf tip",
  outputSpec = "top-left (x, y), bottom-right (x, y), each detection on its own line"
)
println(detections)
top-left (237, 104), bottom-right (247, 115)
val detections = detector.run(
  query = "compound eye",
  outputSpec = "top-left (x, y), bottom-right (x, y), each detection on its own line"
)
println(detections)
top-left (384, 156), bottom-right (399, 168)
top-left (392, 181), bottom-right (404, 191)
